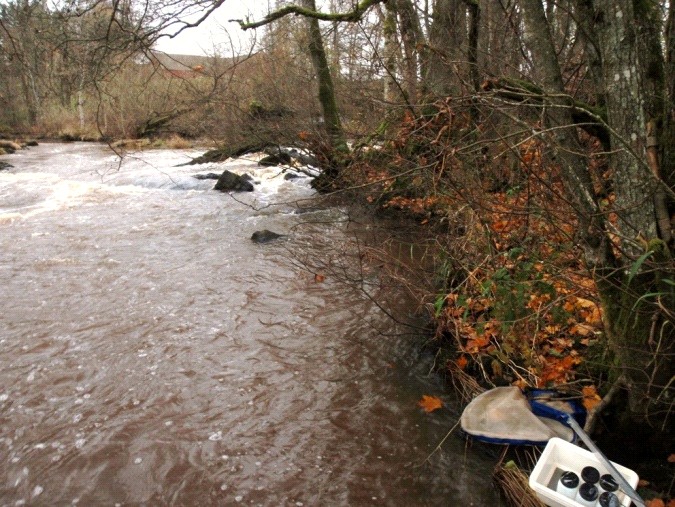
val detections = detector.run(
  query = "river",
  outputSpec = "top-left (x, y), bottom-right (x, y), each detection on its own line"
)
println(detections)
top-left (0, 143), bottom-right (500, 506)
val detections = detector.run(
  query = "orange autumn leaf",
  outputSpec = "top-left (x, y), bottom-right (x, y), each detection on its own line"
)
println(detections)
top-left (418, 395), bottom-right (443, 413)
top-left (645, 499), bottom-right (665, 507)
top-left (668, 453), bottom-right (675, 463)
top-left (465, 336), bottom-right (490, 352)
top-left (491, 220), bottom-right (510, 232)
top-left (667, 500), bottom-right (675, 507)
top-left (575, 297), bottom-right (597, 309)
top-left (582, 385), bottom-right (602, 411)
top-left (314, 273), bottom-right (326, 283)
top-left (456, 355), bottom-right (468, 370)
top-left (570, 323), bottom-right (595, 337)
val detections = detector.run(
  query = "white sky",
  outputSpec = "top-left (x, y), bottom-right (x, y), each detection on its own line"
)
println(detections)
top-left (154, 0), bottom-right (270, 56)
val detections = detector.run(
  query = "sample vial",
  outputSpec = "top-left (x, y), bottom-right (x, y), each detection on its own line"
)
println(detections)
top-left (556, 470), bottom-right (580, 499)
top-left (575, 482), bottom-right (599, 507)
top-left (599, 474), bottom-right (619, 494)
top-left (598, 491), bottom-right (621, 507)
top-left (581, 465), bottom-right (600, 484)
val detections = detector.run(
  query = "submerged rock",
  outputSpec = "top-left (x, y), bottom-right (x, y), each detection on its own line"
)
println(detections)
top-left (259, 152), bottom-right (292, 167)
top-left (0, 161), bottom-right (13, 171)
top-left (179, 142), bottom-right (270, 166)
top-left (262, 146), bottom-right (320, 168)
top-left (214, 170), bottom-right (254, 192)
top-left (284, 172), bottom-right (301, 180)
top-left (251, 230), bottom-right (284, 243)
top-left (193, 172), bottom-right (221, 180)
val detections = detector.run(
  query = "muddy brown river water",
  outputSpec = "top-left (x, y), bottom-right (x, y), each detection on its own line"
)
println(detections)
top-left (0, 143), bottom-right (500, 505)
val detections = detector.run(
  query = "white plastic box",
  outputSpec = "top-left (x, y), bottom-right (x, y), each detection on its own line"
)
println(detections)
top-left (529, 437), bottom-right (639, 507)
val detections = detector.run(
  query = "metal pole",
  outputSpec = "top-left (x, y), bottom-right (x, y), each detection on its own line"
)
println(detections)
top-left (565, 415), bottom-right (645, 507)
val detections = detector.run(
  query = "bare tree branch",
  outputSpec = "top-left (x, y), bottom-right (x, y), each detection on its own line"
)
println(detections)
top-left (231, 0), bottom-right (385, 30)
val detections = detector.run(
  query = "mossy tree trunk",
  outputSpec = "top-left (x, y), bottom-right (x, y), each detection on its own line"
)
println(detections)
top-left (593, 1), bottom-right (673, 413)
top-left (300, 0), bottom-right (346, 153)
top-left (382, 1), bottom-right (401, 104)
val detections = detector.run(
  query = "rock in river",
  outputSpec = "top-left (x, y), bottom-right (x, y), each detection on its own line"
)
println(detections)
top-left (214, 170), bottom-right (254, 192)
top-left (0, 161), bottom-right (13, 171)
top-left (0, 140), bottom-right (21, 154)
top-left (259, 152), bottom-right (292, 167)
top-left (193, 172), bottom-right (221, 180)
top-left (251, 230), bottom-right (284, 243)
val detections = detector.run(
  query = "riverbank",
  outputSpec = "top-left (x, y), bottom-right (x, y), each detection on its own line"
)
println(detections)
top-left (319, 137), bottom-right (674, 505)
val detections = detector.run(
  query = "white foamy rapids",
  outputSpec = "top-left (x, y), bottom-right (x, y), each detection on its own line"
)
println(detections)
top-left (0, 172), bottom-right (144, 222)
top-left (0, 144), bottom-right (316, 221)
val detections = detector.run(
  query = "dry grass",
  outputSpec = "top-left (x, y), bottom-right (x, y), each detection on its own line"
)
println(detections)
top-left (164, 134), bottom-right (192, 149)
top-left (446, 360), bottom-right (486, 404)
top-left (494, 461), bottom-right (546, 507)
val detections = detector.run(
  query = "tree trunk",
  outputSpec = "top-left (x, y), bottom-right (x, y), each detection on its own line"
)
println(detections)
top-left (300, 0), bottom-right (347, 154)
top-left (520, 0), bottom-right (673, 423)
top-left (396, 0), bottom-right (426, 104)
top-left (593, 0), bottom-right (658, 254)
top-left (663, 0), bottom-right (675, 196)
top-left (572, 0), bottom-right (605, 110)
top-left (466, 0), bottom-right (480, 93)
top-left (425, 0), bottom-right (467, 96)
top-left (382, 1), bottom-right (401, 103)
top-left (592, 0), bottom-right (674, 422)
top-left (77, 70), bottom-right (86, 131)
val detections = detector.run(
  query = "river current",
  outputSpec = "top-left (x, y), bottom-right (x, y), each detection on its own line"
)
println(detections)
top-left (0, 143), bottom-right (499, 506)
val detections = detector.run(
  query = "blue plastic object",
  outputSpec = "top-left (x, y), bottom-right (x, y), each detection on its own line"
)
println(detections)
top-left (526, 389), bottom-right (587, 429)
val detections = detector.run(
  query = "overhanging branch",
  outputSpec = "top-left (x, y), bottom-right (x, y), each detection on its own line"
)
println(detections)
top-left (231, 0), bottom-right (385, 30)
top-left (482, 77), bottom-right (610, 148)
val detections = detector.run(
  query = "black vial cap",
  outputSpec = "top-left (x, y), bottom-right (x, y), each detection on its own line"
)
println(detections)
top-left (560, 471), bottom-right (579, 488)
top-left (599, 474), bottom-right (618, 492)
top-left (598, 491), bottom-right (621, 507)
top-left (578, 482), bottom-right (599, 501)
top-left (581, 466), bottom-right (600, 484)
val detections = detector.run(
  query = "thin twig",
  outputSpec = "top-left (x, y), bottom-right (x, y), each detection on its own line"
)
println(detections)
top-left (418, 418), bottom-right (461, 466)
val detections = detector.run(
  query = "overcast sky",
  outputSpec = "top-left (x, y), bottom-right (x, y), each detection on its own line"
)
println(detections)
top-left (154, 0), bottom-right (269, 56)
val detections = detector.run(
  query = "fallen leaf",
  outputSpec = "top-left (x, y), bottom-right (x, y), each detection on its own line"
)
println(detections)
top-left (645, 499), bottom-right (665, 507)
top-left (638, 479), bottom-right (651, 487)
top-left (418, 395), bottom-right (443, 413)
top-left (582, 385), bottom-right (602, 411)
top-left (570, 323), bottom-right (595, 336)
top-left (314, 273), bottom-right (325, 283)
top-left (456, 355), bottom-right (468, 370)
top-left (668, 453), bottom-right (675, 463)
top-left (575, 297), bottom-right (597, 309)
